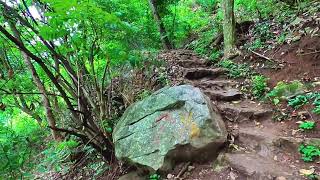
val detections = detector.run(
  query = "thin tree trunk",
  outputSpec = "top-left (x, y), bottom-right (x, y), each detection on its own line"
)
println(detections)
top-left (7, 21), bottom-right (62, 141)
top-left (222, 0), bottom-right (239, 58)
top-left (0, 48), bottom-right (14, 78)
top-left (148, 0), bottom-right (173, 50)
top-left (24, 55), bottom-right (62, 141)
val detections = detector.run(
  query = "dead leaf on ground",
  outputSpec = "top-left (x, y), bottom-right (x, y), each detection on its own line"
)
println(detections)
top-left (299, 168), bottom-right (315, 176)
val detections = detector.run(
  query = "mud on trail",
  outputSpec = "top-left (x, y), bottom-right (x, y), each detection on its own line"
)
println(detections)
top-left (159, 50), bottom-right (319, 180)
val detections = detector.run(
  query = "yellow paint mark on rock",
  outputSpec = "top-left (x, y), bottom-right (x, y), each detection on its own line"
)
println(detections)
top-left (179, 112), bottom-right (201, 139)
top-left (190, 122), bottom-right (200, 139)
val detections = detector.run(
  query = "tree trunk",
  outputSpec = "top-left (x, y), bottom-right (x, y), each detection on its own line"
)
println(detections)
top-left (222, 0), bottom-right (239, 58)
top-left (24, 55), bottom-right (63, 141)
top-left (148, 0), bottom-right (173, 50)
top-left (7, 21), bottom-right (62, 141)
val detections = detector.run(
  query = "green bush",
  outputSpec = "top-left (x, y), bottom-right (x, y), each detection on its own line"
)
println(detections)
top-left (299, 121), bottom-right (316, 130)
top-left (313, 106), bottom-right (320, 115)
top-left (163, 0), bottom-right (211, 47)
top-left (196, 0), bottom-right (218, 11)
top-left (287, 92), bottom-right (320, 114)
top-left (251, 75), bottom-right (268, 98)
top-left (288, 95), bottom-right (309, 109)
top-left (299, 144), bottom-right (320, 162)
top-left (149, 173), bottom-right (161, 180)
top-left (266, 81), bottom-right (304, 105)
top-left (235, 0), bottom-right (275, 19)
top-left (37, 139), bottom-right (80, 175)
top-left (0, 113), bottom-right (43, 179)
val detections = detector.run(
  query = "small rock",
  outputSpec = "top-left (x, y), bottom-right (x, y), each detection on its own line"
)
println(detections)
top-left (188, 165), bottom-right (195, 172)
top-left (229, 171), bottom-right (238, 180)
top-left (274, 156), bottom-right (278, 161)
top-left (292, 129), bottom-right (300, 136)
top-left (312, 81), bottom-right (320, 86)
top-left (118, 172), bottom-right (144, 180)
top-left (299, 168), bottom-right (315, 176)
top-left (298, 111), bottom-right (309, 116)
top-left (276, 176), bottom-right (286, 180)
top-left (290, 164), bottom-right (296, 168)
top-left (167, 174), bottom-right (174, 179)
top-left (291, 111), bottom-right (298, 117)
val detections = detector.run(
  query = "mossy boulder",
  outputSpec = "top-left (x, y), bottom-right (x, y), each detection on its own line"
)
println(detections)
top-left (113, 85), bottom-right (227, 171)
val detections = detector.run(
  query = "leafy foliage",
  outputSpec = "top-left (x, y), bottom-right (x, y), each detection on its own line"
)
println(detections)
top-left (299, 144), bottom-right (320, 162)
top-left (288, 92), bottom-right (320, 114)
top-left (235, 0), bottom-right (275, 20)
top-left (218, 60), bottom-right (252, 78)
top-left (163, 0), bottom-right (212, 47)
top-left (312, 94), bottom-right (320, 114)
top-left (0, 113), bottom-right (43, 179)
top-left (37, 139), bottom-right (80, 175)
top-left (299, 121), bottom-right (316, 131)
top-left (149, 173), bottom-right (161, 180)
top-left (313, 106), bottom-right (320, 115)
top-left (266, 81), bottom-right (304, 105)
top-left (288, 95), bottom-right (309, 109)
top-left (251, 75), bottom-right (268, 98)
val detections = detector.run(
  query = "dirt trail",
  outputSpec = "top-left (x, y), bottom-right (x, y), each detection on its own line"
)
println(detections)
top-left (159, 50), bottom-right (318, 180)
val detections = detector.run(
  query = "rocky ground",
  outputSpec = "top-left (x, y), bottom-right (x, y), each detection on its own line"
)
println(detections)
top-left (159, 49), bottom-right (319, 180)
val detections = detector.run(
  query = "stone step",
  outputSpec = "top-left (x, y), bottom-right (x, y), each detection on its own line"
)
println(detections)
top-left (232, 126), bottom-right (312, 169)
top-left (169, 60), bottom-right (208, 68)
top-left (217, 100), bottom-right (272, 122)
top-left (159, 50), bottom-right (205, 62)
top-left (224, 153), bottom-right (299, 179)
top-left (275, 137), bottom-right (320, 150)
top-left (191, 80), bottom-right (237, 89)
top-left (184, 68), bottom-right (227, 80)
top-left (204, 89), bottom-right (242, 101)
top-left (235, 126), bottom-right (281, 158)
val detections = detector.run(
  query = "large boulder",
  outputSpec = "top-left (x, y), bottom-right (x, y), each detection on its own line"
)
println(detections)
top-left (113, 85), bottom-right (227, 171)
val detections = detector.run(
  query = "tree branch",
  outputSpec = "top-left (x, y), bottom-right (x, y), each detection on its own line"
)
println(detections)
top-left (0, 25), bottom-right (77, 119)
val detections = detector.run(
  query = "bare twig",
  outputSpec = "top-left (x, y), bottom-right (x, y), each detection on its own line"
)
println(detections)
top-left (297, 50), bottom-right (320, 56)
top-left (250, 50), bottom-right (272, 61)
top-left (176, 162), bottom-right (191, 178)
top-left (303, 107), bottom-right (315, 122)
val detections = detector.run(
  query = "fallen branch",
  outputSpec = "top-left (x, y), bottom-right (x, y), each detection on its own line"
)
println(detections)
top-left (250, 50), bottom-right (272, 61)
top-left (297, 50), bottom-right (320, 56)
top-left (176, 161), bottom-right (191, 178)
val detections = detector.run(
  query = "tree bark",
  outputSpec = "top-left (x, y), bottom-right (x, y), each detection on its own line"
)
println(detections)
top-left (222, 0), bottom-right (239, 58)
top-left (7, 21), bottom-right (62, 141)
top-left (148, 0), bottom-right (173, 50)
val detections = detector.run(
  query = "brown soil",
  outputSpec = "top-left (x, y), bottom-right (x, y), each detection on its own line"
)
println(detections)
top-left (237, 34), bottom-right (320, 138)
top-left (247, 35), bottom-right (320, 87)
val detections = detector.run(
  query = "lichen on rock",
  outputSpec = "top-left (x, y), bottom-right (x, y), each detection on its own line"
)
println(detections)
top-left (113, 85), bottom-right (227, 171)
